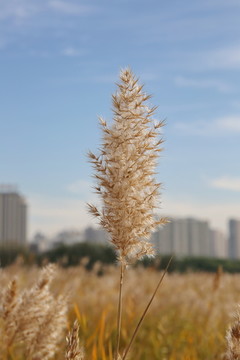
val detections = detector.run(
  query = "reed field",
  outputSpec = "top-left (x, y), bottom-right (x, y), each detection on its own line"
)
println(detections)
top-left (1, 261), bottom-right (240, 360)
top-left (1, 69), bottom-right (239, 360)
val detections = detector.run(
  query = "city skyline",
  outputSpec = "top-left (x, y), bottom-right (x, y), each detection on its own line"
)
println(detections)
top-left (31, 217), bottom-right (240, 260)
top-left (29, 212), bottom-right (239, 239)
top-left (0, 1), bottom-right (240, 236)
top-left (0, 184), bottom-right (238, 259)
top-left (1, 184), bottom-right (239, 237)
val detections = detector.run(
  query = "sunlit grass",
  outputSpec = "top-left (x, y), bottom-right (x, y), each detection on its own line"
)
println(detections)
top-left (1, 263), bottom-right (239, 359)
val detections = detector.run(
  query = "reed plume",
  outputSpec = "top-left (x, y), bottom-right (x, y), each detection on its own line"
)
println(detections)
top-left (225, 305), bottom-right (240, 359)
top-left (0, 264), bottom-right (67, 360)
top-left (88, 68), bottom-right (166, 263)
top-left (1, 279), bottom-right (17, 320)
top-left (65, 321), bottom-right (84, 360)
top-left (88, 68), bottom-right (166, 359)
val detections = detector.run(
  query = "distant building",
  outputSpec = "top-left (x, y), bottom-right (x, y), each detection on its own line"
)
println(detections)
top-left (84, 226), bottom-right (108, 244)
top-left (152, 217), bottom-right (212, 257)
top-left (153, 218), bottom-right (189, 256)
top-left (209, 229), bottom-right (227, 258)
top-left (189, 218), bottom-right (210, 257)
top-left (229, 219), bottom-right (240, 259)
top-left (53, 230), bottom-right (84, 247)
top-left (0, 185), bottom-right (27, 246)
top-left (30, 230), bottom-right (84, 253)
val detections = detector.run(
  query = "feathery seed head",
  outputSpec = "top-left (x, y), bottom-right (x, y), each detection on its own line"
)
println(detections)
top-left (88, 68), bottom-right (167, 262)
top-left (225, 305), bottom-right (240, 359)
top-left (65, 320), bottom-right (84, 360)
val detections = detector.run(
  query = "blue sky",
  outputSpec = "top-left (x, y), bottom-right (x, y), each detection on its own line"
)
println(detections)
top-left (0, 0), bottom-right (240, 238)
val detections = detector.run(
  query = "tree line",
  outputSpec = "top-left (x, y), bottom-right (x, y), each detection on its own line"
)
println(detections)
top-left (1, 242), bottom-right (240, 273)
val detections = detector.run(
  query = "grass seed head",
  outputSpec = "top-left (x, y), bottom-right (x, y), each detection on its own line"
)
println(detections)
top-left (88, 68), bottom-right (166, 263)
top-left (65, 320), bottom-right (84, 360)
top-left (225, 305), bottom-right (240, 359)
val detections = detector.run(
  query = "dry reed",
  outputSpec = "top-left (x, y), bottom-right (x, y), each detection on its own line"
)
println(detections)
top-left (88, 68), bottom-right (166, 263)
top-left (88, 68), bottom-right (167, 359)
top-left (225, 305), bottom-right (240, 359)
top-left (65, 320), bottom-right (84, 360)
top-left (1, 68), bottom-right (239, 360)
top-left (1, 264), bottom-right (240, 359)
top-left (0, 264), bottom-right (67, 360)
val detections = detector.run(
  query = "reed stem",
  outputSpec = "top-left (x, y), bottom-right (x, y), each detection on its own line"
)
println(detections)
top-left (122, 256), bottom-right (173, 360)
top-left (115, 261), bottom-right (125, 360)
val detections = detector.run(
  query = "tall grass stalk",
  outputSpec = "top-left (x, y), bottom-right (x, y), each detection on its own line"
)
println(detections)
top-left (88, 68), bottom-right (166, 358)
top-left (115, 262), bottom-right (125, 359)
top-left (122, 255), bottom-right (173, 360)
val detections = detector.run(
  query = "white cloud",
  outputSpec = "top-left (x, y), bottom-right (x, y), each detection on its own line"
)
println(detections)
top-left (48, 0), bottom-right (95, 15)
top-left (181, 45), bottom-right (240, 72)
top-left (216, 116), bottom-right (240, 132)
top-left (209, 176), bottom-right (240, 192)
top-left (62, 47), bottom-right (85, 57)
top-left (175, 76), bottom-right (232, 93)
top-left (174, 115), bottom-right (240, 135)
top-left (204, 45), bottom-right (240, 70)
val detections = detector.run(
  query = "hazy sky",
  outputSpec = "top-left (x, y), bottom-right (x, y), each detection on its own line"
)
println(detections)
top-left (0, 0), bottom-right (240, 237)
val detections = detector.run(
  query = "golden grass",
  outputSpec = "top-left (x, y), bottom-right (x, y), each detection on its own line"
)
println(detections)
top-left (1, 70), bottom-right (239, 360)
top-left (1, 263), bottom-right (240, 359)
top-left (0, 264), bottom-right (67, 360)
top-left (65, 320), bottom-right (84, 360)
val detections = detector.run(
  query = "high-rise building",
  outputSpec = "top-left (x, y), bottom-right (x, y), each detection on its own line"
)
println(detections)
top-left (152, 217), bottom-right (211, 257)
top-left (209, 229), bottom-right (227, 258)
top-left (0, 185), bottom-right (27, 246)
top-left (188, 218), bottom-right (211, 257)
top-left (229, 219), bottom-right (240, 259)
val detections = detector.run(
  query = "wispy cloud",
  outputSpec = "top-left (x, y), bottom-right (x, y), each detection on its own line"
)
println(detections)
top-left (0, 0), bottom-right (96, 22)
top-left (216, 116), bottom-right (240, 132)
top-left (175, 76), bottom-right (232, 93)
top-left (199, 45), bottom-right (240, 70)
top-left (48, 0), bottom-right (96, 15)
top-left (209, 176), bottom-right (240, 192)
top-left (178, 45), bottom-right (240, 72)
top-left (62, 46), bottom-right (85, 57)
top-left (174, 115), bottom-right (240, 135)
top-left (0, 0), bottom-right (40, 20)
top-left (206, 45), bottom-right (240, 69)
